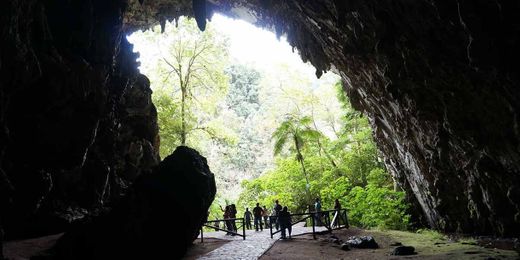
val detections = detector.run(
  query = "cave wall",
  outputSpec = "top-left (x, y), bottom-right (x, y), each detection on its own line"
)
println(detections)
top-left (202, 0), bottom-right (519, 236)
top-left (0, 0), bottom-right (159, 238)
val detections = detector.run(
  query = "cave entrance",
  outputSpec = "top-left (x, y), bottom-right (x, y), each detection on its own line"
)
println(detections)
top-left (127, 14), bottom-right (405, 229)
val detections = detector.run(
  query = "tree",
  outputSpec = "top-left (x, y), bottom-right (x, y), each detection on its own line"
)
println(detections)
top-left (130, 17), bottom-right (230, 152)
top-left (272, 114), bottom-right (321, 202)
top-left (159, 18), bottom-right (229, 145)
top-left (225, 65), bottom-right (261, 118)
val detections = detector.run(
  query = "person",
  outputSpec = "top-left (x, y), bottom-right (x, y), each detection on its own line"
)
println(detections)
top-left (253, 203), bottom-right (264, 231)
top-left (220, 205), bottom-right (233, 235)
top-left (230, 204), bottom-right (237, 232)
top-left (334, 199), bottom-right (341, 211)
top-left (273, 200), bottom-right (282, 230)
top-left (333, 199), bottom-right (341, 227)
top-left (244, 208), bottom-right (252, 229)
top-left (262, 205), bottom-right (270, 229)
top-left (279, 206), bottom-right (292, 239)
top-left (314, 197), bottom-right (323, 226)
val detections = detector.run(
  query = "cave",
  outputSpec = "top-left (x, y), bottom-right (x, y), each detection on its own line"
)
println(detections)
top-left (1, 0), bottom-right (519, 258)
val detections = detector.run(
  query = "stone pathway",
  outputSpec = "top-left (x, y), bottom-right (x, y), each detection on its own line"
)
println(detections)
top-left (197, 222), bottom-right (329, 260)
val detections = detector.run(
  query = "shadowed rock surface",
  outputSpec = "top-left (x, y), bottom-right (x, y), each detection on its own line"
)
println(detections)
top-left (0, 0), bottom-right (160, 240)
top-left (52, 146), bottom-right (216, 259)
top-left (1, 0), bottom-right (520, 258)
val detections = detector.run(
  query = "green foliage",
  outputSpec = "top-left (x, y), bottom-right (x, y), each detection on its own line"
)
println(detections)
top-left (237, 158), bottom-right (309, 212)
top-left (225, 65), bottom-right (261, 118)
top-left (346, 185), bottom-right (409, 230)
top-left (221, 65), bottom-right (267, 175)
top-left (272, 115), bottom-right (322, 157)
top-left (153, 89), bottom-right (181, 157)
top-left (414, 228), bottom-right (446, 240)
top-left (130, 17), bottom-right (230, 158)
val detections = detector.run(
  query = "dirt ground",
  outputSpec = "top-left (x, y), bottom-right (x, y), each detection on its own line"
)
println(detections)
top-left (259, 228), bottom-right (520, 260)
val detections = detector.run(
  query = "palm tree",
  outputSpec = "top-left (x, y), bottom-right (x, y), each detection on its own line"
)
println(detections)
top-left (272, 115), bottom-right (322, 193)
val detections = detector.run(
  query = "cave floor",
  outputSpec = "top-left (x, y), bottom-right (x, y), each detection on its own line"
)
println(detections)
top-left (4, 226), bottom-right (518, 259)
top-left (260, 228), bottom-right (520, 260)
top-left (3, 233), bottom-right (63, 260)
top-left (192, 222), bottom-right (330, 260)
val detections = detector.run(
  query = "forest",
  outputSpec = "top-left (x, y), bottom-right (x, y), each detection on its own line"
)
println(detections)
top-left (128, 16), bottom-right (410, 231)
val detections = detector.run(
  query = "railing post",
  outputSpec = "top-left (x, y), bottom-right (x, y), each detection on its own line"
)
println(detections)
top-left (328, 212), bottom-right (331, 229)
top-left (200, 227), bottom-right (204, 243)
top-left (269, 216), bottom-right (273, 239)
top-left (342, 210), bottom-right (345, 228)
top-left (345, 209), bottom-right (349, 228)
top-left (325, 212), bottom-right (329, 229)
top-left (311, 213), bottom-right (316, 239)
top-left (242, 218), bottom-right (246, 240)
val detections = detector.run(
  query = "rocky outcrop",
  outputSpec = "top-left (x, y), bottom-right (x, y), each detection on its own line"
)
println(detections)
top-left (0, 0), bottom-right (159, 239)
top-left (53, 146), bottom-right (216, 260)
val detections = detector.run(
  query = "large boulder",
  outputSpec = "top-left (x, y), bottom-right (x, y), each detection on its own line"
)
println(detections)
top-left (53, 146), bottom-right (216, 259)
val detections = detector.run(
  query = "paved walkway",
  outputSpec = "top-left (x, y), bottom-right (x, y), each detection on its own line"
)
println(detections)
top-left (197, 222), bottom-right (329, 260)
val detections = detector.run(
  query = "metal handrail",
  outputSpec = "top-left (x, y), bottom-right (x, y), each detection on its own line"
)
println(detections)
top-left (199, 209), bottom-right (349, 242)
top-left (200, 217), bottom-right (246, 242)
top-left (269, 208), bottom-right (349, 239)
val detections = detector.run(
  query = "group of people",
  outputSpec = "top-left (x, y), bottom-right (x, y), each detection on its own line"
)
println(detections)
top-left (313, 198), bottom-right (343, 228)
top-left (217, 198), bottom-right (343, 239)
top-left (243, 200), bottom-right (292, 239)
top-left (243, 203), bottom-right (270, 231)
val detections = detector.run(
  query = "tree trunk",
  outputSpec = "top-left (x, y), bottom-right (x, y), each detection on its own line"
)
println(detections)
top-left (295, 143), bottom-right (312, 205)
top-left (180, 85), bottom-right (187, 145)
top-left (311, 117), bottom-right (337, 168)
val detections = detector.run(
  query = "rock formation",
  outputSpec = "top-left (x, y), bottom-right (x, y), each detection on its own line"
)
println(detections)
top-left (1, 1), bottom-right (519, 258)
top-left (52, 146), bottom-right (216, 259)
top-left (0, 0), bottom-right (160, 239)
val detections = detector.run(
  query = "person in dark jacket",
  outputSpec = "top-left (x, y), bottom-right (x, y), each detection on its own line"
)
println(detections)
top-left (244, 208), bottom-right (252, 229)
top-left (220, 205), bottom-right (233, 235)
top-left (230, 204), bottom-right (237, 232)
top-left (273, 200), bottom-right (282, 230)
top-left (279, 206), bottom-right (292, 239)
top-left (253, 203), bottom-right (264, 231)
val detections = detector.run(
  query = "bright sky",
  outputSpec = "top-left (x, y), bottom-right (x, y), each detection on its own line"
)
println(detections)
top-left (128, 13), bottom-right (321, 79)
top-left (210, 14), bottom-right (316, 75)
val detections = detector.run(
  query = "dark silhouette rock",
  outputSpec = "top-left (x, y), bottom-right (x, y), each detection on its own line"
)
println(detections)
top-left (391, 246), bottom-right (416, 255)
top-left (52, 146), bottom-right (216, 259)
top-left (0, 0), bottom-right (159, 240)
top-left (346, 236), bottom-right (379, 249)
